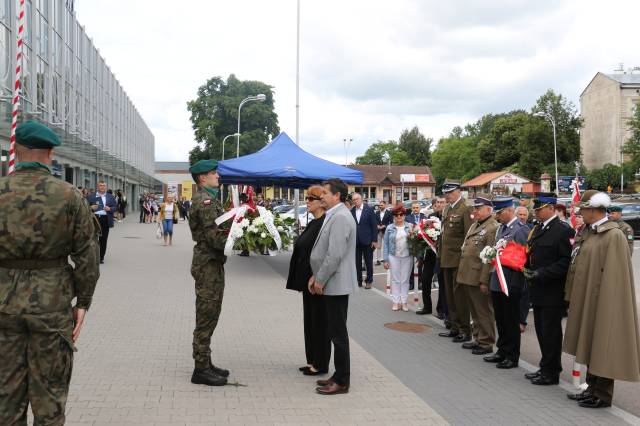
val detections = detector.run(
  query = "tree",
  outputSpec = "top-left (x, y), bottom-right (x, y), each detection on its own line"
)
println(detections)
top-left (431, 130), bottom-right (481, 184)
top-left (622, 104), bottom-right (640, 167)
top-left (586, 164), bottom-right (623, 191)
top-left (398, 126), bottom-right (433, 166)
top-left (187, 74), bottom-right (280, 164)
top-left (355, 140), bottom-right (411, 165)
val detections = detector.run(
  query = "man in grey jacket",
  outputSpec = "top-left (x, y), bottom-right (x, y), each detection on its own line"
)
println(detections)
top-left (309, 178), bottom-right (357, 395)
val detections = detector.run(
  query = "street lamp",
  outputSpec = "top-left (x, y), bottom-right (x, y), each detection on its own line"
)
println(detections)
top-left (221, 133), bottom-right (240, 161)
top-left (534, 111), bottom-right (559, 195)
top-left (343, 138), bottom-right (353, 165)
top-left (237, 94), bottom-right (267, 158)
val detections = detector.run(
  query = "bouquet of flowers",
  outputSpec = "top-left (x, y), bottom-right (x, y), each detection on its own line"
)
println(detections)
top-left (479, 245), bottom-right (498, 264)
top-left (408, 217), bottom-right (442, 256)
top-left (479, 238), bottom-right (528, 296)
top-left (230, 210), bottom-right (295, 254)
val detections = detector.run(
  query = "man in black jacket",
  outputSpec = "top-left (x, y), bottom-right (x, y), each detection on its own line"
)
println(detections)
top-left (523, 193), bottom-right (573, 385)
top-left (417, 197), bottom-right (447, 317)
top-left (351, 193), bottom-right (378, 289)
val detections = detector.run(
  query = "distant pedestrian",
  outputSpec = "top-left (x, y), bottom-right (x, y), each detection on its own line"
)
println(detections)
top-left (515, 206), bottom-right (530, 227)
top-left (351, 192), bottom-right (378, 289)
top-left (383, 205), bottom-right (414, 311)
top-left (286, 185), bottom-right (330, 377)
top-left (607, 205), bottom-right (634, 255)
top-left (139, 193), bottom-right (146, 223)
top-left (158, 193), bottom-right (180, 246)
top-left (375, 200), bottom-right (392, 265)
top-left (310, 179), bottom-right (357, 395)
top-left (86, 181), bottom-right (117, 264)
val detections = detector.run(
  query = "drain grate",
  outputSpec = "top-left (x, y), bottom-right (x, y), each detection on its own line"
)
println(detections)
top-left (384, 321), bottom-right (431, 333)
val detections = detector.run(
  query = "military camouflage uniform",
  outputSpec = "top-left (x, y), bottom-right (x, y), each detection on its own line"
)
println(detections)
top-left (188, 187), bottom-right (228, 369)
top-left (612, 219), bottom-right (634, 256)
top-left (0, 164), bottom-right (100, 425)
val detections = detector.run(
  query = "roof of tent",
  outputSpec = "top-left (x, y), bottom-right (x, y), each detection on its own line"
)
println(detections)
top-left (217, 132), bottom-right (364, 188)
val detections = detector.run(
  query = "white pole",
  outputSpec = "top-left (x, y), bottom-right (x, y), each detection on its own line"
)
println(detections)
top-left (552, 118), bottom-right (559, 196)
top-left (293, 0), bottom-right (300, 231)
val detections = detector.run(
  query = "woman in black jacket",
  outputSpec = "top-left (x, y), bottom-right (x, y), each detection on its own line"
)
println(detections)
top-left (286, 185), bottom-right (330, 376)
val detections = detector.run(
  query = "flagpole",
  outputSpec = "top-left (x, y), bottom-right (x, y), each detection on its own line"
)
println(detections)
top-left (293, 0), bottom-right (300, 233)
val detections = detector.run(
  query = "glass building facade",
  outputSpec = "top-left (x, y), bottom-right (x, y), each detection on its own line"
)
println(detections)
top-left (0, 0), bottom-right (156, 199)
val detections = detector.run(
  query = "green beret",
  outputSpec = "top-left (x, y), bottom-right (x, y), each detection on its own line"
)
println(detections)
top-left (15, 120), bottom-right (61, 148)
top-left (189, 159), bottom-right (218, 174)
top-left (608, 205), bottom-right (622, 213)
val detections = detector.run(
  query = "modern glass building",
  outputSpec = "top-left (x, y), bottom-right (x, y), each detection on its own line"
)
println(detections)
top-left (0, 0), bottom-right (157, 201)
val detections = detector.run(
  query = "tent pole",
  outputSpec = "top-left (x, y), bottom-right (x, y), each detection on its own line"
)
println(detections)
top-left (293, 0), bottom-right (301, 234)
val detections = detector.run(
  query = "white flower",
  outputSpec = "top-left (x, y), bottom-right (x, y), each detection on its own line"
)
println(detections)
top-left (239, 218), bottom-right (250, 228)
top-left (230, 227), bottom-right (244, 239)
top-left (277, 226), bottom-right (284, 231)
top-left (260, 232), bottom-right (267, 238)
top-left (253, 217), bottom-right (264, 226)
top-left (426, 229), bottom-right (438, 239)
top-left (247, 225), bottom-right (258, 233)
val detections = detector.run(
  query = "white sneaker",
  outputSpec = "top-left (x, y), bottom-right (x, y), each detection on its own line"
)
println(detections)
top-left (392, 303), bottom-right (400, 311)
top-left (401, 304), bottom-right (409, 312)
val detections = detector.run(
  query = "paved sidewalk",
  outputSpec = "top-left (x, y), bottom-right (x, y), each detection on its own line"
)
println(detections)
top-left (64, 221), bottom-right (446, 425)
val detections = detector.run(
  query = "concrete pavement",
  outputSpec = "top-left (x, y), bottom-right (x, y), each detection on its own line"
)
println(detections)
top-left (58, 221), bottom-right (638, 425)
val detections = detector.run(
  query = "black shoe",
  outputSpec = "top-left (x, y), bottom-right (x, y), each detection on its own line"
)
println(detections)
top-left (299, 366), bottom-right (311, 372)
top-left (238, 251), bottom-right (250, 257)
top-left (496, 359), bottom-right (518, 369)
top-left (209, 362), bottom-right (230, 378)
top-left (472, 347), bottom-right (493, 355)
top-left (436, 313), bottom-right (445, 320)
top-left (462, 341), bottom-right (479, 350)
top-left (358, 283), bottom-right (363, 287)
top-left (567, 390), bottom-right (592, 401)
top-left (303, 368), bottom-right (327, 376)
top-left (376, 261), bottom-right (381, 266)
top-left (452, 334), bottom-right (471, 343)
top-left (438, 330), bottom-right (459, 338)
top-left (524, 370), bottom-right (541, 380)
top-left (483, 353), bottom-right (505, 363)
top-left (578, 396), bottom-right (611, 408)
top-left (191, 368), bottom-right (227, 386)
top-left (530, 375), bottom-right (559, 385)
top-left (100, 259), bottom-right (104, 264)
top-left (444, 320), bottom-right (452, 329)
top-left (416, 309), bottom-right (432, 315)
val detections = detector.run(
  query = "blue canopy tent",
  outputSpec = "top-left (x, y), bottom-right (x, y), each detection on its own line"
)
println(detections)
top-left (217, 132), bottom-right (363, 188)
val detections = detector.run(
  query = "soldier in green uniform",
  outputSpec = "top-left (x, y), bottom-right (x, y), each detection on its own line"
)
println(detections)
top-left (0, 121), bottom-right (100, 425)
top-left (437, 180), bottom-right (474, 342)
top-left (188, 159), bottom-right (230, 386)
top-left (607, 205), bottom-right (634, 256)
top-left (456, 194), bottom-right (498, 355)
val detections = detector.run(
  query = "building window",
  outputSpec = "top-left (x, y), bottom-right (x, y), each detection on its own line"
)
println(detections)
top-left (411, 187), bottom-right (417, 200)
top-left (396, 187), bottom-right (402, 202)
top-left (369, 187), bottom-right (376, 199)
top-left (0, 0), bottom-right (8, 24)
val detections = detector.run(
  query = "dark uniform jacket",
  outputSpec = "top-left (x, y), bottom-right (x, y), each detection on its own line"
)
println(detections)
top-left (489, 218), bottom-right (530, 292)
top-left (439, 198), bottom-right (474, 268)
top-left (526, 216), bottom-right (572, 307)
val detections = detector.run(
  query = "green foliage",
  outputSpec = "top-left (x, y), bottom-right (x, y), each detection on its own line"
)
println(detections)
top-left (622, 104), bottom-right (640, 168)
top-left (431, 130), bottom-right (481, 183)
top-left (398, 126), bottom-right (433, 166)
top-left (187, 74), bottom-right (280, 164)
top-left (585, 164), bottom-right (622, 191)
top-left (355, 140), bottom-right (412, 165)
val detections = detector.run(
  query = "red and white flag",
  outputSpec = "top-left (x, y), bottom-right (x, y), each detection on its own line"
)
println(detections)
top-left (570, 179), bottom-right (581, 229)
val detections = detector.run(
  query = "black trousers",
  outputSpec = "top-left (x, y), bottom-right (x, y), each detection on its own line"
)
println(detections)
top-left (420, 254), bottom-right (446, 316)
top-left (533, 305), bottom-right (564, 376)
top-left (302, 291), bottom-right (331, 372)
top-left (355, 245), bottom-right (374, 284)
top-left (97, 215), bottom-right (110, 261)
top-left (139, 207), bottom-right (144, 223)
top-left (492, 290), bottom-right (521, 362)
top-left (325, 295), bottom-right (350, 386)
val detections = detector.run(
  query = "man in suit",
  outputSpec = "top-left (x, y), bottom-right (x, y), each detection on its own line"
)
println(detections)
top-left (86, 181), bottom-right (117, 264)
top-left (438, 180), bottom-right (474, 342)
top-left (351, 193), bottom-right (378, 289)
top-left (417, 197), bottom-right (447, 316)
top-left (375, 200), bottom-right (392, 265)
top-left (483, 197), bottom-right (530, 369)
top-left (456, 194), bottom-right (498, 355)
top-left (523, 193), bottom-right (572, 385)
top-left (309, 179), bottom-right (357, 395)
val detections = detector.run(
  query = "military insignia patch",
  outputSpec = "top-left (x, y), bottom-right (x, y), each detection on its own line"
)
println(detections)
top-left (203, 200), bottom-right (211, 205)
top-left (628, 234), bottom-right (634, 240)
top-left (479, 229), bottom-right (486, 236)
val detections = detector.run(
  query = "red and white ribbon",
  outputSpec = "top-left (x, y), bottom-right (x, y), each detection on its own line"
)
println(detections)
top-left (493, 250), bottom-right (510, 297)
top-left (8, 0), bottom-right (25, 174)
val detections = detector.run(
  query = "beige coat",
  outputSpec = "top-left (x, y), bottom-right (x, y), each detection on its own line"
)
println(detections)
top-left (563, 220), bottom-right (640, 381)
top-left (439, 198), bottom-right (474, 268)
top-left (456, 217), bottom-right (498, 286)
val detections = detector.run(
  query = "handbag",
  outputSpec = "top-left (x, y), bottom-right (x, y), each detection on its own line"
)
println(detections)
top-left (155, 223), bottom-right (163, 239)
top-left (172, 217), bottom-right (178, 224)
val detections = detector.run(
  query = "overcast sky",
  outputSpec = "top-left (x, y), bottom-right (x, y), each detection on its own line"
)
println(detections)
top-left (76, 0), bottom-right (640, 165)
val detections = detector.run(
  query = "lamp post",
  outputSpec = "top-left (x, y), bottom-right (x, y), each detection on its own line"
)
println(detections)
top-left (343, 138), bottom-right (353, 165)
top-left (236, 94), bottom-right (266, 158)
top-left (535, 111), bottom-right (559, 195)
top-left (221, 133), bottom-right (240, 202)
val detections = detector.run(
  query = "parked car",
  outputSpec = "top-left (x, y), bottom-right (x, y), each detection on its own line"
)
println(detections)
top-left (281, 205), bottom-right (311, 229)
top-left (611, 202), bottom-right (640, 237)
top-left (272, 204), bottom-right (292, 214)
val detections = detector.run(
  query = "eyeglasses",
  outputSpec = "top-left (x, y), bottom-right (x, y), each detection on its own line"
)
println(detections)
top-left (394, 213), bottom-right (405, 217)
top-left (306, 196), bottom-right (321, 202)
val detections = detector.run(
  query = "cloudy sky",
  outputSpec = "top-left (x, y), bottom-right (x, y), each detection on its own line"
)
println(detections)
top-left (76, 0), bottom-right (640, 165)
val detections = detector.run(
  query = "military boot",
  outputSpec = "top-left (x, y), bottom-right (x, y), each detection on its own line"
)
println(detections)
top-left (209, 360), bottom-right (230, 377)
top-left (191, 368), bottom-right (227, 386)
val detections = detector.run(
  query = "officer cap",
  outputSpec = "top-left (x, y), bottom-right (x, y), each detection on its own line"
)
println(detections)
top-left (533, 192), bottom-right (557, 210)
top-left (492, 196), bottom-right (513, 212)
top-left (189, 159), bottom-right (218, 175)
top-left (15, 120), bottom-right (61, 149)
top-left (472, 193), bottom-right (493, 208)
top-left (608, 205), bottom-right (623, 213)
top-left (442, 179), bottom-right (461, 193)
top-left (515, 192), bottom-right (532, 200)
top-left (578, 190), bottom-right (610, 210)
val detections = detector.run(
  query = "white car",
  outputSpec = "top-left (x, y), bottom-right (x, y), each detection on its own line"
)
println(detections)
top-left (281, 205), bottom-right (311, 228)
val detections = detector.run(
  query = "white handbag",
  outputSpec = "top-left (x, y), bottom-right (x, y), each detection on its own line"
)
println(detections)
top-left (155, 223), bottom-right (163, 239)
